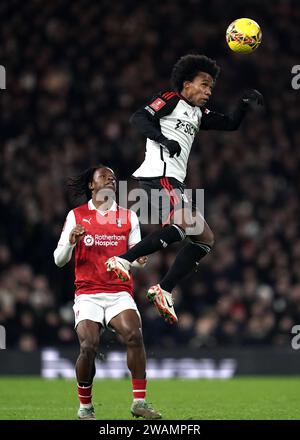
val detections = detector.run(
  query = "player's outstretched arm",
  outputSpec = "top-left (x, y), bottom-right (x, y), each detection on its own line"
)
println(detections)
top-left (241, 89), bottom-right (264, 107)
top-left (201, 89), bottom-right (264, 131)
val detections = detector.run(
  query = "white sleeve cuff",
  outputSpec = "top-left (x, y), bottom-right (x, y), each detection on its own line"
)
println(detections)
top-left (54, 242), bottom-right (76, 267)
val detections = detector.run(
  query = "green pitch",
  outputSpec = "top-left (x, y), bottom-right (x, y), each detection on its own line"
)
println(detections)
top-left (0, 377), bottom-right (300, 420)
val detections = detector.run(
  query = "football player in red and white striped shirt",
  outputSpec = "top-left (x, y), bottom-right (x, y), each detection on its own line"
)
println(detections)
top-left (54, 165), bottom-right (161, 420)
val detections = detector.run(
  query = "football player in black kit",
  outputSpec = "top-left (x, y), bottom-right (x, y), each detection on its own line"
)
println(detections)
top-left (106, 54), bottom-right (264, 324)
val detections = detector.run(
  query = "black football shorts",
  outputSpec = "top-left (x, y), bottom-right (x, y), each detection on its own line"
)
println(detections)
top-left (134, 176), bottom-right (198, 226)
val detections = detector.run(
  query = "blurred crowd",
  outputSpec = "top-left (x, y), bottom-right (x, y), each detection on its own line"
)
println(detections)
top-left (0, 0), bottom-right (300, 351)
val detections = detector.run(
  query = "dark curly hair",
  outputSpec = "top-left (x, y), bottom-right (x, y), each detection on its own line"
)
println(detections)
top-left (171, 54), bottom-right (220, 92)
top-left (67, 164), bottom-right (113, 201)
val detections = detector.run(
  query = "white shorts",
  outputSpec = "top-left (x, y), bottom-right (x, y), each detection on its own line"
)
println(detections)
top-left (73, 291), bottom-right (140, 328)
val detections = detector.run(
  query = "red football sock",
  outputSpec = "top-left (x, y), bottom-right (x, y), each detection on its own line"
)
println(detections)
top-left (132, 378), bottom-right (147, 400)
top-left (77, 383), bottom-right (92, 405)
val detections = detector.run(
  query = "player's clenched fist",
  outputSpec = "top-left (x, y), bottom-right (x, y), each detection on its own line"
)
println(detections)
top-left (69, 225), bottom-right (87, 245)
top-left (136, 256), bottom-right (148, 267)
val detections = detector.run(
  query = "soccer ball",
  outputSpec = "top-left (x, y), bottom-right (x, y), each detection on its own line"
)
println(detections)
top-left (226, 18), bottom-right (262, 53)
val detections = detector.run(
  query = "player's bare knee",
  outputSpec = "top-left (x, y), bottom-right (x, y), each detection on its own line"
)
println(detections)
top-left (208, 231), bottom-right (215, 248)
top-left (193, 224), bottom-right (214, 248)
top-left (173, 207), bottom-right (191, 231)
top-left (204, 227), bottom-right (215, 247)
top-left (198, 229), bottom-right (214, 247)
top-left (80, 339), bottom-right (98, 359)
top-left (124, 329), bottom-right (143, 347)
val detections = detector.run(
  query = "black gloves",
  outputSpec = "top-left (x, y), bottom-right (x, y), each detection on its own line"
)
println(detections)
top-left (160, 139), bottom-right (181, 158)
top-left (241, 89), bottom-right (264, 108)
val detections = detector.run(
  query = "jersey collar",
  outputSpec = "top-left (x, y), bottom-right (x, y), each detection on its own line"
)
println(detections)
top-left (178, 92), bottom-right (196, 107)
top-left (88, 199), bottom-right (117, 216)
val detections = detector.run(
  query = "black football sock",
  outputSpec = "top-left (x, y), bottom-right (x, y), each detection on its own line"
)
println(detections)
top-left (119, 224), bottom-right (186, 263)
top-left (160, 241), bottom-right (212, 293)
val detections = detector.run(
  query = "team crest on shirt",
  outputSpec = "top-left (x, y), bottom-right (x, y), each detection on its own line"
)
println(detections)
top-left (116, 218), bottom-right (122, 228)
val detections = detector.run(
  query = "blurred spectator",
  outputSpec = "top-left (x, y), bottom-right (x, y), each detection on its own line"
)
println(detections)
top-left (18, 334), bottom-right (38, 352)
